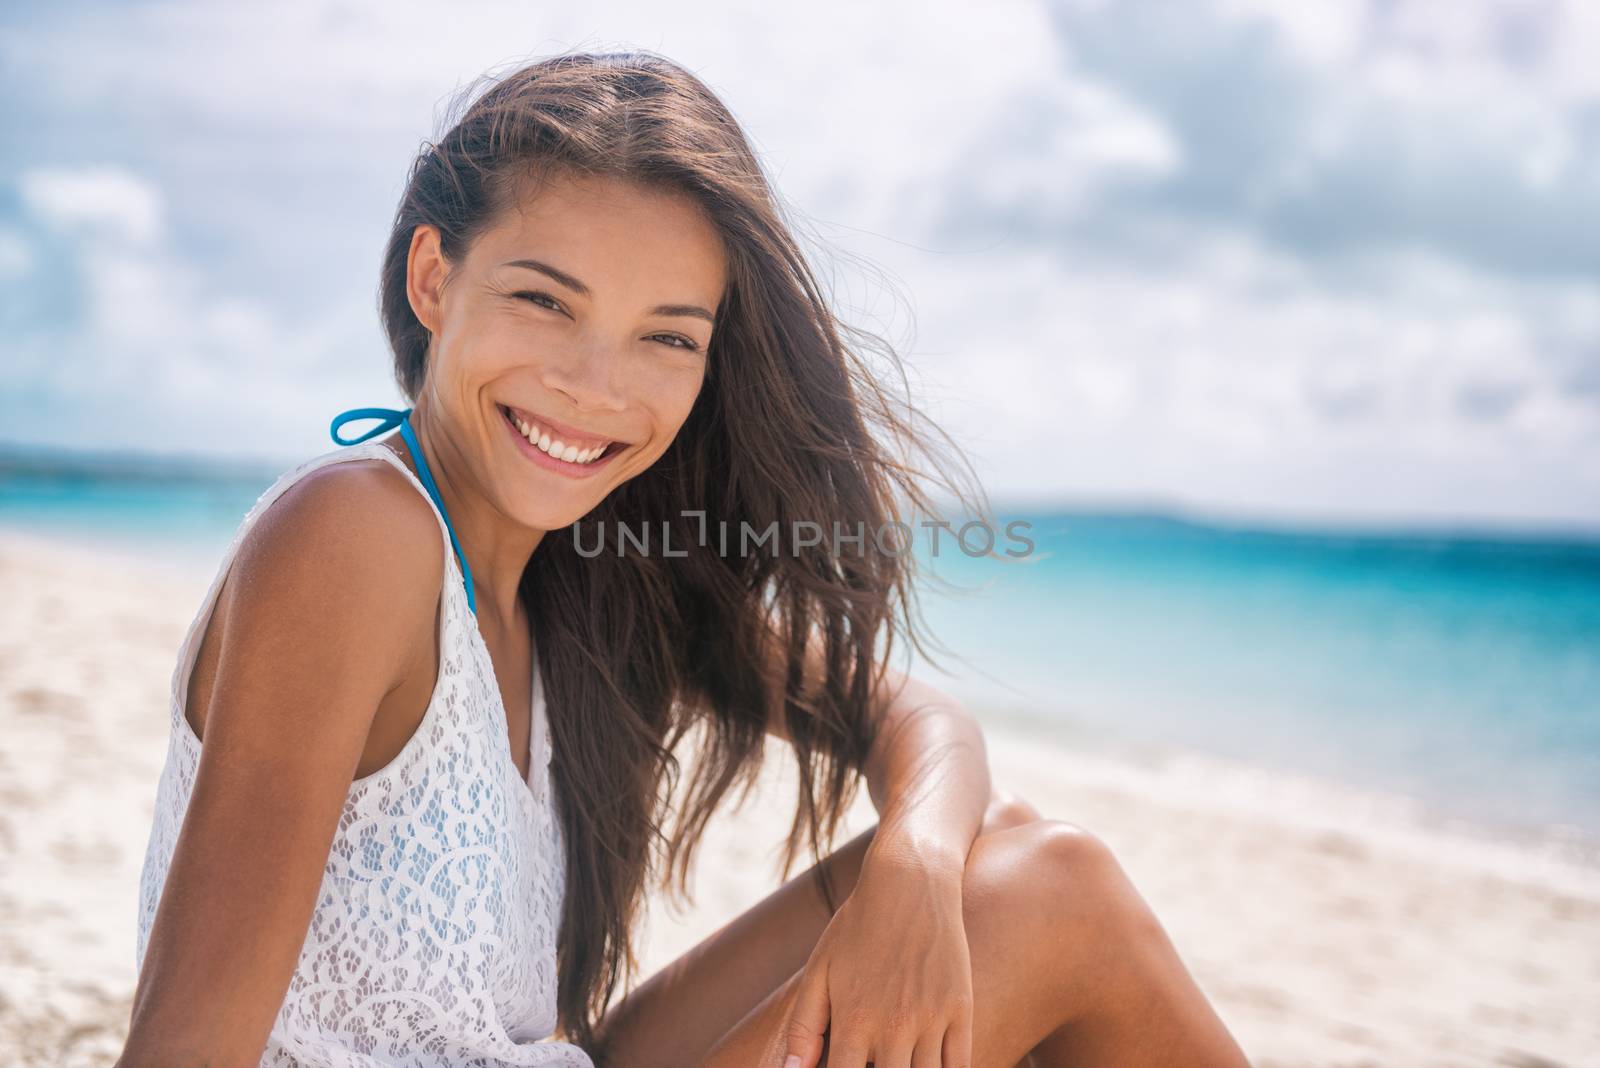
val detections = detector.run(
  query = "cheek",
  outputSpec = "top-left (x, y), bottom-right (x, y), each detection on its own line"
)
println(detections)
top-left (470, 319), bottom-right (543, 375)
top-left (667, 375), bottom-right (708, 435)
top-left (636, 360), bottom-right (706, 425)
top-left (435, 322), bottom-right (517, 392)
top-left (625, 376), bottom-right (704, 468)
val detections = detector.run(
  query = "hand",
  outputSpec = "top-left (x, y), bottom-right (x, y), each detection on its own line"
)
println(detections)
top-left (775, 840), bottom-right (974, 1067)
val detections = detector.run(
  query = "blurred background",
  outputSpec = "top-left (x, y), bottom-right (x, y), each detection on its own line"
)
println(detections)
top-left (2, 2), bottom-right (1597, 1066)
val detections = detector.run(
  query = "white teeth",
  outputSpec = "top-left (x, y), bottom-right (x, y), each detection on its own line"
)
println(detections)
top-left (507, 408), bottom-right (611, 464)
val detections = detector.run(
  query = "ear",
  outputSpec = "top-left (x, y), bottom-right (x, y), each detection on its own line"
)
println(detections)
top-left (406, 224), bottom-right (449, 337)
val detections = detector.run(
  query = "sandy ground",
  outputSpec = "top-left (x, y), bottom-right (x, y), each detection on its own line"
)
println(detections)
top-left (2, 527), bottom-right (1597, 1068)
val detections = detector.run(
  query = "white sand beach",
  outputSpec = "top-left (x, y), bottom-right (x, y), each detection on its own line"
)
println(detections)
top-left (2, 527), bottom-right (1597, 1068)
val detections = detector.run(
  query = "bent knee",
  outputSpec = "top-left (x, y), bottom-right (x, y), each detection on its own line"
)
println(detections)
top-left (985, 820), bottom-right (1137, 917)
top-left (1037, 820), bottom-right (1119, 878)
top-left (1033, 822), bottom-right (1165, 940)
top-left (961, 820), bottom-right (1132, 953)
top-left (983, 788), bottom-right (1043, 834)
top-left (963, 821), bottom-right (1178, 1019)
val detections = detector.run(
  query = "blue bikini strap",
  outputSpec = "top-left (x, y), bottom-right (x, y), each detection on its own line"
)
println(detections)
top-left (328, 406), bottom-right (478, 617)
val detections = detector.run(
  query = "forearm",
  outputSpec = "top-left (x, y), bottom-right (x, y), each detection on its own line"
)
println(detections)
top-left (860, 669), bottom-right (992, 877)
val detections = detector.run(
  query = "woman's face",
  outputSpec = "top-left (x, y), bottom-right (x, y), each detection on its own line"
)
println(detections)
top-left (407, 168), bottom-right (727, 530)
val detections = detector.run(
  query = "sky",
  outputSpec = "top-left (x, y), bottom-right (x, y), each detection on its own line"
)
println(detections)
top-left (2, 0), bottom-right (1597, 530)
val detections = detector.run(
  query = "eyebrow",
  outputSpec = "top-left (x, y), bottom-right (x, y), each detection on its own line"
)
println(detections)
top-left (501, 257), bottom-right (717, 325)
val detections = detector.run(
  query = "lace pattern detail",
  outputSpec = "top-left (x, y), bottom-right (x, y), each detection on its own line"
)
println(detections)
top-left (134, 443), bottom-right (591, 1067)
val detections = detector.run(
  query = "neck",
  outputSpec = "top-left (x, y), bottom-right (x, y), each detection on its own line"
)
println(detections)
top-left (384, 398), bottom-right (546, 628)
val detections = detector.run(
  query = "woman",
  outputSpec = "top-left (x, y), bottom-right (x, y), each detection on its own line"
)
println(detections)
top-left (120, 50), bottom-right (1249, 1067)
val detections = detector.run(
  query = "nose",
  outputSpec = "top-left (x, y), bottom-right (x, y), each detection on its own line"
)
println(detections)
top-left (540, 336), bottom-right (629, 414)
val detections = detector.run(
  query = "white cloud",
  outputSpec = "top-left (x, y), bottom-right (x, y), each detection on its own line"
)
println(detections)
top-left (19, 166), bottom-right (163, 245)
top-left (1, 0), bottom-right (1596, 527)
top-left (1217, 0), bottom-right (1600, 104)
top-left (1019, 0), bottom-right (1600, 280)
top-left (926, 76), bottom-right (1183, 228)
top-left (6, 162), bottom-right (388, 459)
top-left (0, 226), bottom-right (32, 279)
top-left (882, 227), bottom-right (1600, 526)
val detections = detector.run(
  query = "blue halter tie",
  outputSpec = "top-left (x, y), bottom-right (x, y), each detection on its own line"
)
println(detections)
top-left (329, 406), bottom-right (477, 617)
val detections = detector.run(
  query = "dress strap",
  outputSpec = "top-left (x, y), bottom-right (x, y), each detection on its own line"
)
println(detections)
top-left (328, 406), bottom-right (478, 617)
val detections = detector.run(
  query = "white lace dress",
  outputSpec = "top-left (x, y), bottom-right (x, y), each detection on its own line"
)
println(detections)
top-left (134, 442), bottom-right (594, 1067)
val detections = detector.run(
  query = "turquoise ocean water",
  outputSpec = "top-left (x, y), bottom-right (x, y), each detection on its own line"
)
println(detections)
top-left (4, 454), bottom-right (1597, 839)
top-left (911, 512), bottom-right (1600, 840)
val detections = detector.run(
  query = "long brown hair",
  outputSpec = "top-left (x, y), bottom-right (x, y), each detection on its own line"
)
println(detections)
top-left (377, 48), bottom-right (992, 1058)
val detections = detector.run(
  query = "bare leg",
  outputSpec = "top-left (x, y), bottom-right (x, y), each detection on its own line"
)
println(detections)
top-left (702, 821), bottom-right (1249, 1068)
top-left (591, 791), bottom-right (1043, 1067)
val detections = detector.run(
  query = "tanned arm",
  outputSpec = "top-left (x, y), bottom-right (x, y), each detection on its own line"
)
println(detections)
top-left (117, 462), bottom-right (444, 1066)
top-left (763, 635), bottom-right (992, 881)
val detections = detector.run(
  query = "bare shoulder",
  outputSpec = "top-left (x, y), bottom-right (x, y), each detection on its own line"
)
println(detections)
top-left (240, 454), bottom-right (444, 592)
top-left (125, 456), bottom-right (451, 1062)
top-left (196, 455), bottom-right (446, 731)
top-left (238, 454), bottom-right (441, 632)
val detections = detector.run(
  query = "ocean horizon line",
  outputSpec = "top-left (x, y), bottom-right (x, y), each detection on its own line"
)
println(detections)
top-left (4, 436), bottom-right (1599, 548)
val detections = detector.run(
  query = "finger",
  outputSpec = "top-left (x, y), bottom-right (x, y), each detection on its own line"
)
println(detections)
top-left (943, 1006), bottom-right (975, 1068)
top-left (910, 1025), bottom-right (947, 1068)
top-left (777, 961), bottom-right (831, 1068)
top-left (822, 1001), bottom-right (871, 1068)
top-left (873, 1027), bottom-right (917, 1068)
top-left (826, 1028), bottom-right (872, 1068)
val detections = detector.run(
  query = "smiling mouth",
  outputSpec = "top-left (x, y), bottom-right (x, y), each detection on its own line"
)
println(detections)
top-left (497, 404), bottom-right (623, 466)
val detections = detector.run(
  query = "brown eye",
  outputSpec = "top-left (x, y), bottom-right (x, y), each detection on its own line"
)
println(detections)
top-left (514, 291), bottom-right (565, 313)
top-left (650, 333), bottom-right (700, 352)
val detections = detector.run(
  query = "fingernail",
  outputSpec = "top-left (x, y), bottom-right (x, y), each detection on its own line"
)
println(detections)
top-left (783, 1057), bottom-right (801, 1068)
